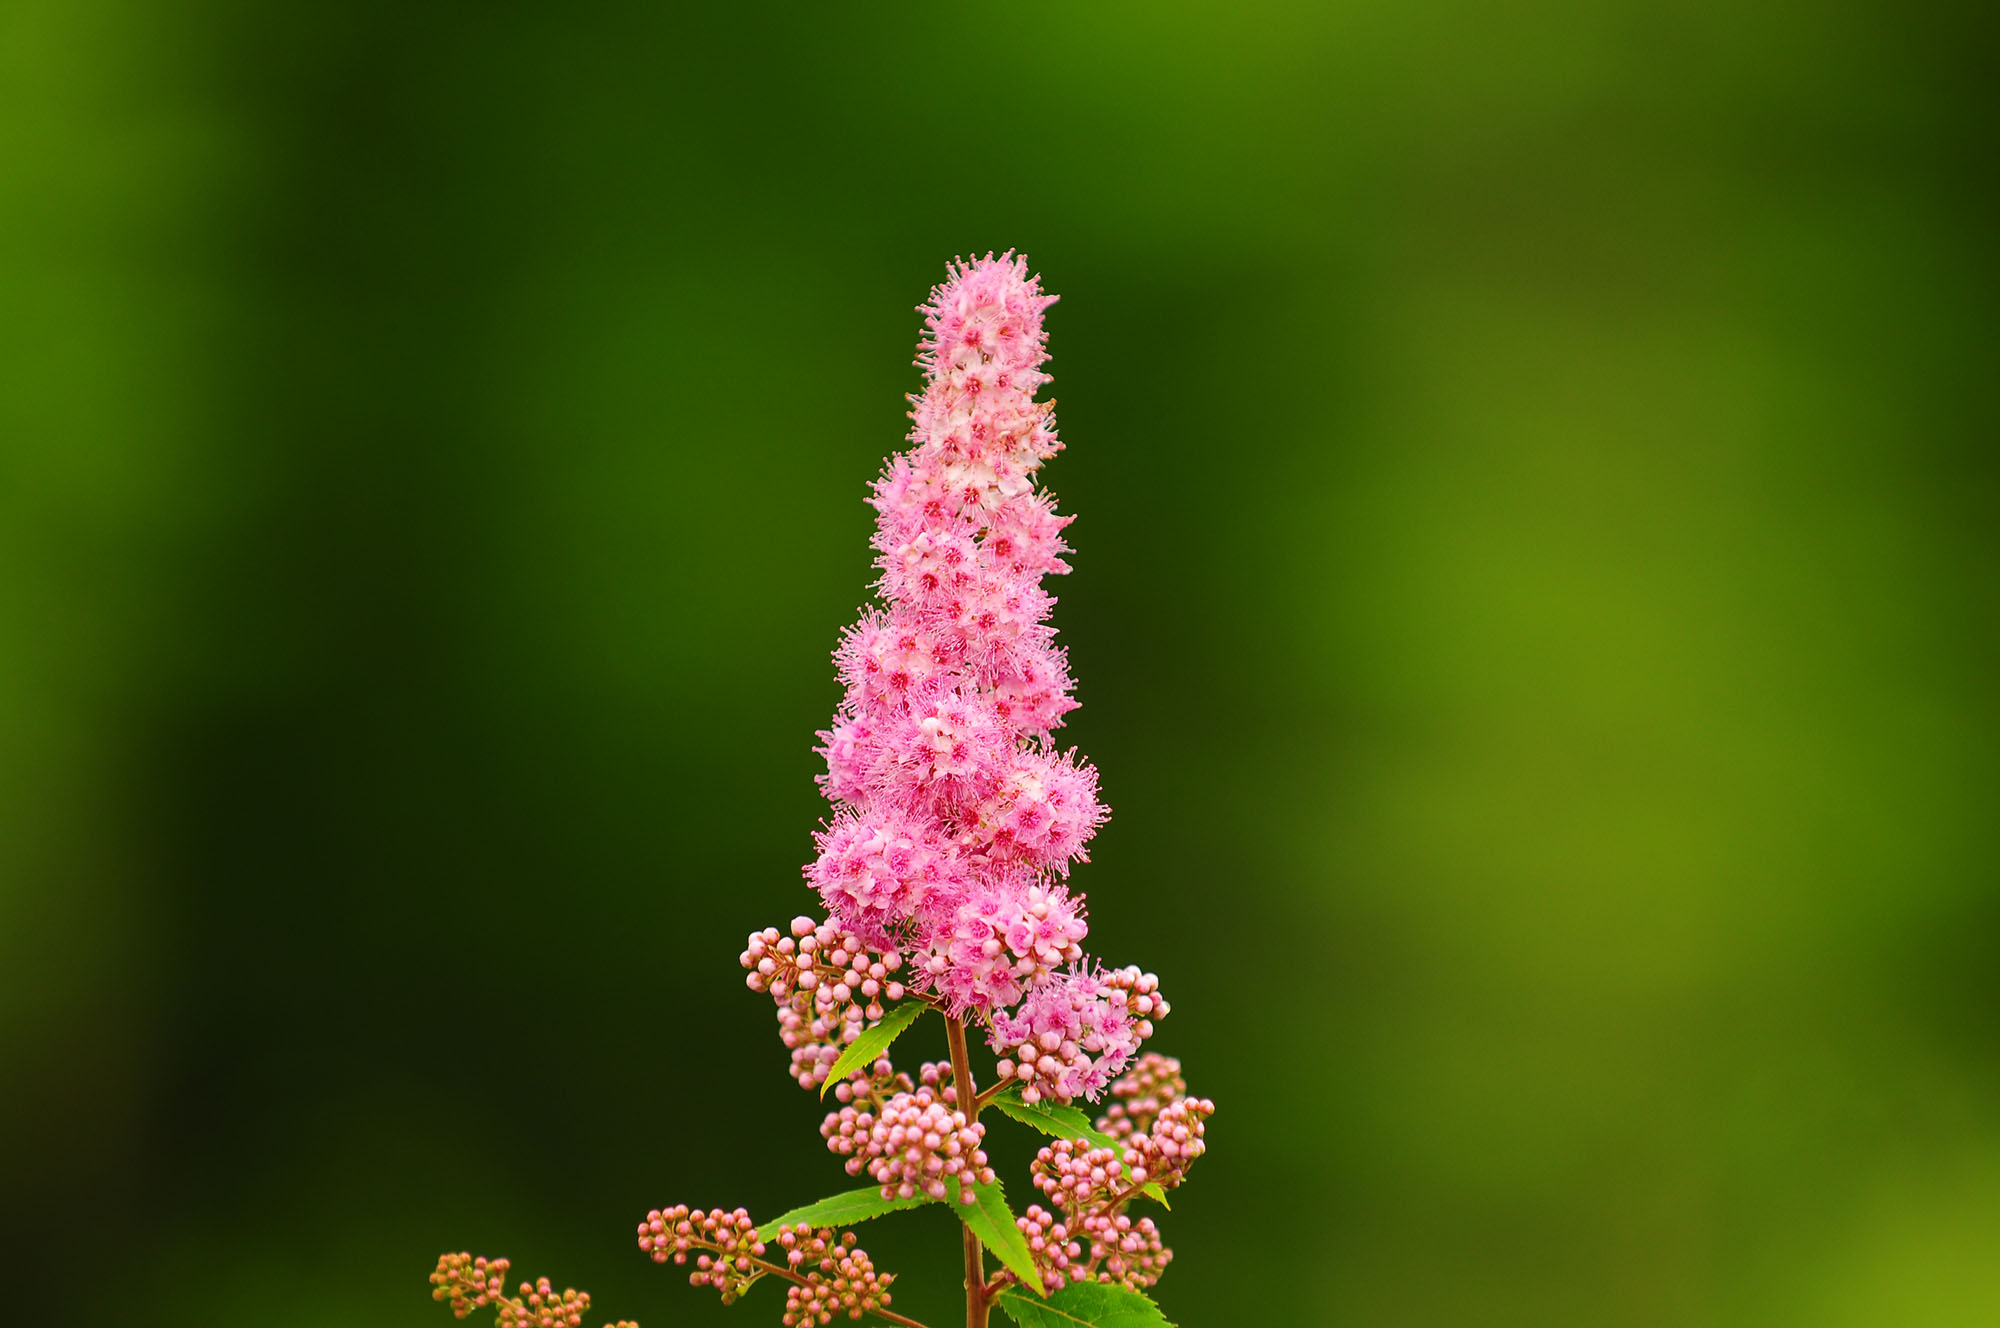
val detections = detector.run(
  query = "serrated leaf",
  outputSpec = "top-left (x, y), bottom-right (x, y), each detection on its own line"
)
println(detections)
top-left (995, 1282), bottom-right (1175, 1328)
top-left (755, 1185), bottom-right (934, 1240)
top-left (988, 1090), bottom-right (1121, 1153)
top-left (944, 1173), bottom-right (1044, 1296)
top-left (987, 1091), bottom-right (1170, 1209)
top-left (819, 1001), bottom-right (928, 1098)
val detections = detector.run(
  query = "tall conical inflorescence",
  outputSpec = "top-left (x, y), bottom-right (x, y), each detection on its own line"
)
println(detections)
top-left (805, 253), bottom-right (1160, 1104)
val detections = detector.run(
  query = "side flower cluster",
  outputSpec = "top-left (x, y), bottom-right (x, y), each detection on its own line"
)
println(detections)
top-left (743, 917), bottom-right (907, 1096)
top-left (637, 1207), bottom-right (768, 1305)
top-left (1014, 1054), bottom-right (1214, 1293)
top-left (989, 966), bottom-right (1168, 1104)
top-left (822, 1085), bottom-right (997, 1202)
top-left (771, 1225), bottom-right (898, 1326)
top-left (1095, 1052), bottom-right (1187, 1140)
top-left (430, 1254), bottom-right (636, 1328)
top-left (635, 1207), bottom-right (898, 1325)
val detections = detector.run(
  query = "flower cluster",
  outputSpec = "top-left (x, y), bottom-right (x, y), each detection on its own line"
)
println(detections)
top-left (1027, 1139), bottom-right (1132, 1215)
top-left (632, 1209), bottom-right (898, 1326)
top-left (990, 966), bottom-right (1168, 1105)
top-left (1010, 1058), bottom-right (1215, 1293)
top-left (1076, 1213), bottom-right (1171, 1290)
top-left (499, 1278), bottom-right (607, 1328)
top-left (1095, 1052), bottom-right (1187, 1141)
top-left (801, 252), bottom-right (1161, 1094)
top-left (1118, 1096), bottom-right (1214, 1195)
top-left (914, 878), bottom-right (1090, 1017)
top-left (1022, 1140), bottom-right (1176, 1292)
top-left (771, 1225), bottom-right (898, 1325)
top-left (637, 1206), bottom-right (767, 1304)
top-left (744, 918), bottom-right (907, 1094)
top-left (1014, 1205), bottom-right (1082, 1290)
top-left (822, 1085), bottom-right (997, 1202)
top-left (433, 1254), bottom-right (510, 1319)
top-left (430, 1254), bottom-right (635, 1328)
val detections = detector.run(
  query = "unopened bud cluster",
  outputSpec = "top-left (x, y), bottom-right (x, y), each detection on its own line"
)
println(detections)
top-left (1096, 1052), bottom-right (1187, 1140)
top-left (498, 1277), bottom-right (598, 1328)
top-left (636, 1206), bottom-right (765, 1305)
top-left (1009, 1057), bottom-right (1215, 1293)
top-left (433, 1253), bottom-right (510, 1318)
top-left (1074, 1212), bottom-right (1170, 1290)
top-left (1023, 1141), bottom-right (1177, 1291)
top-left (770, 1224), bottom-right (897, 1325)
top-left (821, 1085), bottom-right (996, 1201)
top-left (1030, 1087), bottom-right (1210, 1208)
top-left (743, 918), bottom-right (906, 1092)
top-left (1028, 1140), bottom-right (1131, 1215)
top-left (1015, 1205), bottom-right (1083, 1290)
top-left (429, 1254), bottom-right (635, 1328)
top-left (631, 1209), bottom-right (895, 1326)
top-left (1120, 1096), bottom-right (1213, 1194)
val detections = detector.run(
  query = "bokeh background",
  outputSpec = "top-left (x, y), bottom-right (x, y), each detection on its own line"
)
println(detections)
top-left (4, 1), bottom-right (1996, 1324)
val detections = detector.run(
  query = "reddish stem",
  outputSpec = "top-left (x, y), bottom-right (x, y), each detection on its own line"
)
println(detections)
top-left (944, 1015), bottom-right (990, 1328)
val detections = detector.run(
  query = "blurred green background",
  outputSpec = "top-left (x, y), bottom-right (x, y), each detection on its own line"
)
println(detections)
top-left (4, 1), bottom-right (1996, 1324)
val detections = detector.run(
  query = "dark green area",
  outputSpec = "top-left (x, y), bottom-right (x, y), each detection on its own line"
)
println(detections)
top-left (2, 1), bottom-right (1995, 1324)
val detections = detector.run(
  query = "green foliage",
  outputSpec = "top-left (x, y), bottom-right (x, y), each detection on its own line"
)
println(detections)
top-left (995, 1282), bottom-right (1175, 1328)
top-left (819, 1002), bottom-right (928, 1098)
top-left (755, 1185), bottom-right (935, 1240)
top-left (944, 1173), bottom-right (1044, 1296)
top-left (988, 1089), bottom-right (1121, 1152)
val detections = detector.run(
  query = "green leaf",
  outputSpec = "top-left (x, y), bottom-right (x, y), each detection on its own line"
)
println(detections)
top-left (819, 1001), bottom-right (929, 1098)
top-left (945, 1173), bottom-right (1044, 1296)
top-left (995, 1282), bottom-right (1175, 1328)
top-left (988, 1090), bottom-right (1121, 1153)
top-left (987, 1090), bottom-right (1170, 1209)
top-left (755, 1185), bottom-right (934, 1240)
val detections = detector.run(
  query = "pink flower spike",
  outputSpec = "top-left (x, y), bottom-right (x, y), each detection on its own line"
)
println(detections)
top-left (807, 254), bottom-right (1133, 1038)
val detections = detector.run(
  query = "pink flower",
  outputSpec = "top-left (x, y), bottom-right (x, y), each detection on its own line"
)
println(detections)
top-left (807, 810), bottom-right (963, 944)
top-left (988, 965), bottom-right (1158, 1105)
top-left (807, 254), bottom-right (1111, 1019)
top-left (917, 876), bottom-right (1089, 1016)
top-left (800, 254), bottom-right (1155, 1090)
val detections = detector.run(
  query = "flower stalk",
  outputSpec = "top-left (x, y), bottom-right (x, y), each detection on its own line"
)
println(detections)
top-left (945, 1013), bottom-right (989, 1328)
top-left (427, 255), bottom-right (1212, 1328)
